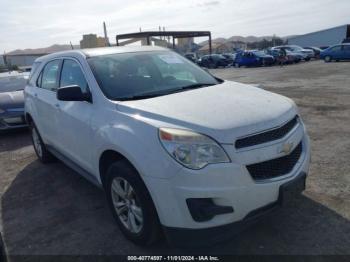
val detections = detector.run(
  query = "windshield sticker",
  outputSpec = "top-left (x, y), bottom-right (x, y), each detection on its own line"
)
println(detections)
top-left (158, 54), bottom-right (183, 64)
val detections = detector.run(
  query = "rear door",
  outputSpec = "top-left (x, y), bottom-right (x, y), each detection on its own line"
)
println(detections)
top-left (55, 58), bottom-right (93, 173)
top-left (34, 59), bottom-right (61, 145)
top-left (342, 45), bottom-right (350, 59)
top-left (330, 45), bottom-right (343, 59)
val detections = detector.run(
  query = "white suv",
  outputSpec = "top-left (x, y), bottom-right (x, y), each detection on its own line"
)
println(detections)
top-left (24, 46), bottom-right (310, 246)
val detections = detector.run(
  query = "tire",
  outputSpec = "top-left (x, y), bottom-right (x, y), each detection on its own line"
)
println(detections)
top-left (324, 56), bottom-right (332, 63)
top-left (0, 232), bottom-right (6, 262)
top-left (234, 62), bottom-right (240, 68)
top-left (30, 123), bottom-right (55, 163)
top-left (105, 160), bottom-right (161, 246)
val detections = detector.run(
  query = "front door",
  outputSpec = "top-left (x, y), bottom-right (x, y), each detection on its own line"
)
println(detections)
top-left (54, 58), bottom-right (93, 173)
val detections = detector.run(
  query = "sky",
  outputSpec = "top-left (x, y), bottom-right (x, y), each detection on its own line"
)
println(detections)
top-left (1, 0), bottom-right (350, 53)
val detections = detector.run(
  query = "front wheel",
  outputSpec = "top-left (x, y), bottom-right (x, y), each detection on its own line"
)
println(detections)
top-left (106, 160), bottom-right (161, 245)
top-left (324, 56), bottom-right (332, 63)
top-left (30, 123), bottom-right (55, 163)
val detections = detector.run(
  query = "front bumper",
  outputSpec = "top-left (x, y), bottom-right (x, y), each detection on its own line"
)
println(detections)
top-left (163, 172), bottom-right (306, 247)
top-left (144, 120), bottom-right (310, 229)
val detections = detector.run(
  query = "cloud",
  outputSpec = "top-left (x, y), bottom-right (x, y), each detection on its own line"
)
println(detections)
top-left (197, 1), bottom-right (221, 7)
top-left (0, 0), bottom-right (350, 53)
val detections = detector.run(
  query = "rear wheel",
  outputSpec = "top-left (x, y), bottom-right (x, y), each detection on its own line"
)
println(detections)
top-left (30, 123), bottom-right (55, 163)
top-left (324, 56), bottom-right (332, 63)
top-left (105, 160), bottom-right (161, 245)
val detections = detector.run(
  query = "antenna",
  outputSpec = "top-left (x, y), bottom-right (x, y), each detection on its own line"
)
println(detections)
top-left (70, 41), bottom-right (74, 49)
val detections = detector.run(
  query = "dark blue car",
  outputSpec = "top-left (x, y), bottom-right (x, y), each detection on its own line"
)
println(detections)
top-left (234, 50), bottom-right (274, 67)
top-left (320, 44), bottom-right (350, 62)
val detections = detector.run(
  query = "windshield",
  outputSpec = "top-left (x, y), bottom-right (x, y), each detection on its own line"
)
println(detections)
top-left (88, 51), bottom-right (219, 101)
top-left (0, 73), bottom-right (29, 93)
top-left (252, 51), bottom-right (266, 56)
top-left (289, 46), bottom-right (303, 51)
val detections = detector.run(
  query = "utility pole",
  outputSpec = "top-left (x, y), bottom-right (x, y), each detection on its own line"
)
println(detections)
top-left (103, 22), bottom-right (110, 46)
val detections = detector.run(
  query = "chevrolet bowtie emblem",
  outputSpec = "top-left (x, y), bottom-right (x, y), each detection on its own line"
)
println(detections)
top-left (280, 142), bottom-right (294, 155)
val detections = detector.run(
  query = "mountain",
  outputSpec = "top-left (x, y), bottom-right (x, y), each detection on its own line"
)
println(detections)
top-left (6, 44), bottom-right (80, 55)
top-left (198, 35), bottom-right (293, 46)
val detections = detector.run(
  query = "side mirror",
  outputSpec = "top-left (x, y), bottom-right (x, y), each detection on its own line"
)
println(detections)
top-left (57, 85), bottom-right (91, 102)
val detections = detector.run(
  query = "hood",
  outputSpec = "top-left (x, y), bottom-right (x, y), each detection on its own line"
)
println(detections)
top-left (0, 91), bottom-right (24, 110)
top-left (117, 81), bottom-right (297, 143)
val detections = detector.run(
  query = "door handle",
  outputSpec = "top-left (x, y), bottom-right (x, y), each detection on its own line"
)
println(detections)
top-left (55, 103), bottom-right (60, 109)
top-left (34, 93), bottom-right (38, 97)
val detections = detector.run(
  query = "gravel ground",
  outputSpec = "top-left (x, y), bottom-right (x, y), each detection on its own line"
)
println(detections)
top-left (0, 60), bottom-right (349, 256)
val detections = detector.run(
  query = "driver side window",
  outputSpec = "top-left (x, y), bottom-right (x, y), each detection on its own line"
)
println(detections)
top-left (40, 60), bottom-right (61, 91)
top-left (60, 59), bottom-right (89, 94)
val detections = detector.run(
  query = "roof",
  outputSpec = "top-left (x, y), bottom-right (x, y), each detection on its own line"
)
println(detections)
top-left (35, 46), bottom-right (169, 62)
top-left (116, 31), bottom-right (211, 40)
top-left (83, 45), bottom-right (168, 56)
top-left (288, 24), bottom-right (349, 40)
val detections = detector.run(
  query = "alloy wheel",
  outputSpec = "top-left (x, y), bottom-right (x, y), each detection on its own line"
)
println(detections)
top-left (111, 177), bottom-right (143, 233)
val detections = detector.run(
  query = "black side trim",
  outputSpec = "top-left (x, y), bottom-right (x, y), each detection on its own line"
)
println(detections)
top-left (46, 145), bottom-right (102, 189)
top-left (186, 199), bottom-right (234, 222)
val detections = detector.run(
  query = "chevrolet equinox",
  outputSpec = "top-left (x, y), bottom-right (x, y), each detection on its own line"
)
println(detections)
top-left (24, 46), bottom-right (310, 246)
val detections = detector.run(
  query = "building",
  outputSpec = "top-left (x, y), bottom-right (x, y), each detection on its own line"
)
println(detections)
top-left (288, 24), bottom-right (350, 48)
top-left (198, 42), bottom-right (229, 55)
top-left (116, 31), bottom-right (213, 53)
top-left (80, 34), bottom-right (108, 48)
top-left (0, 55), bottom-right (5, 66)
top-left (3, 44), bottom-right (79, 69)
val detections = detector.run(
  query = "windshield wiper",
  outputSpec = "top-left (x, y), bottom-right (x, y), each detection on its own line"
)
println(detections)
top-left (163, 83), bottom-right (216, 95)
top-left (118, 94), bottom-right (162, 101)
top-left (118, 83), bottom-right (216, 101)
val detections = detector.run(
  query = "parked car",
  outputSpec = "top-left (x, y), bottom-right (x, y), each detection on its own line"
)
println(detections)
top-left (25, 46), bottom-right (310, 247)
top-left (234, 50), bottom-right (274, 67)
top-left (222, 53), bottom-right (235, 65)
top-left (342, 38), bottom-right (350, 44)
top-left (0, 71), bottom-right (29, 131)
top-left (320, 44), bottom-right (350, 62)
top-left (184, 53), bottom-right (198, 63)
top-left (269, 47), bottom-right (304, 63)
top-left (303, 46), bottom-right (322, 58)
top-left (198, 54), bottom-right (230, 68)
top-left (273, 45), bottom-right (314, 61)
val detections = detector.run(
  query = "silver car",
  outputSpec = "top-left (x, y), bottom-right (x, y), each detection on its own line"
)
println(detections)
top-left (0, 71), bottom-right (29, 131)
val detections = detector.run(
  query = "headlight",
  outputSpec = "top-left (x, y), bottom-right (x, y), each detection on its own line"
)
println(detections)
top-left (159, 128), bottom-right (230, 170)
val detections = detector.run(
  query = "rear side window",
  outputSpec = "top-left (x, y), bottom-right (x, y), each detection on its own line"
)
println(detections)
top-left (60, 59), bottom-right (89, 94)
top-left (330, 46), bottom-right (341, 52)
top-left (28, 62), bottom-right (41, 86)
top-left (343, 45), bottom-right (350, 51)
top-left (41, 60), bottom-right (61, 91)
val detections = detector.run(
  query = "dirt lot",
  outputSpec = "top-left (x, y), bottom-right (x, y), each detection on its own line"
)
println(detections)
top-left (0, 60), bottom-right (349, 255)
